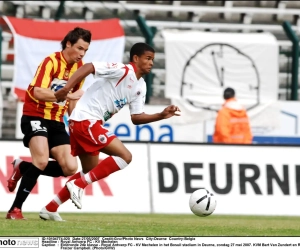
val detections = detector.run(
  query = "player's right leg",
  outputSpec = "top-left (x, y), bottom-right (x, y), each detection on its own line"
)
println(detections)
top-left (6, 136), bottom-right (49, 219)
top-left (6, 116), bottom-right (49, 220)
top-left (8, 118), bottom-right (77, 199)
top-left (7, 159), bottom-right (23, 192)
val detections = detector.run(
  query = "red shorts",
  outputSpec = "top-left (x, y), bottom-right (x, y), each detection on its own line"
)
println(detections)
top-left (69, 119), bottom-right (116, 156)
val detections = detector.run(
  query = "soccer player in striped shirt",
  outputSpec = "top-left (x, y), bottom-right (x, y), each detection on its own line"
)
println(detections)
top-left (6, 27), bottom-right (91, 220)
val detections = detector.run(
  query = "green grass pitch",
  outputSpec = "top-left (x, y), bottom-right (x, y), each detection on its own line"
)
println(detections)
top-left (1, 213), bottom-right (300, 236)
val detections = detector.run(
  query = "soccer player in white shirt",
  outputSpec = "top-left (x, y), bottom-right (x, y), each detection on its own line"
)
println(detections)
top-left (39, 43), bottom-right (181, 221)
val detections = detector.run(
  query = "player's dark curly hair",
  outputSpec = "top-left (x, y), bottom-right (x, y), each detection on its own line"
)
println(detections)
top-left (130, 43), bottom-right (155, 62)
top-left (61, 27), bottom-right (92, 49)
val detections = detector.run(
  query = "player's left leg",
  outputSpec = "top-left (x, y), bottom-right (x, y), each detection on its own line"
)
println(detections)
top-left (49, 121), bottom-right (78, 176)
top-left (38, 123), bottom-right (77, 219)
top-left (67, 137), bottom-right (131, 209)
top-left (7, 159), bottom-right (70, 192)
top-left (40, 154), bottom-right (99, 221)
top-left (50, 144), bottom-right (77, 176)
top-left (39, 207), bottom-right (65, 221)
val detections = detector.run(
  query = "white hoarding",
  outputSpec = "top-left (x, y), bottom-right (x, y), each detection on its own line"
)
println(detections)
top-left (2, 140), bottom-right (300, 216)
top-left (0, 141), bottom-right (150, 213)
top-left (150, 144), bottom-right (300, 216)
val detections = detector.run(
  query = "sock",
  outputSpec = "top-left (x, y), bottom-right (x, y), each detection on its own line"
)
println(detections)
top-left (46, 171), bottom-right (83, 212)
top-left (74, 156), bottom-right (127, 189)
top-left (9, 164), bottom-right (42, 211)
top-left (20, 161), bottom-right (64, 177)
top-left (19, 161), bottom-right (31, 175)
top-left (45, 199), bottom-right (62, 213)
top-left (42, 161), bottom-right (64, 177)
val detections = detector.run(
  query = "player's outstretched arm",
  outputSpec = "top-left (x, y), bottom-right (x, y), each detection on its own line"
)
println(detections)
top-left (131, 105), bottom-right (181, 125)
top-left (55, 63), bottom-right (94, 102)
top-left (33, 87), bottom-right (59, 102)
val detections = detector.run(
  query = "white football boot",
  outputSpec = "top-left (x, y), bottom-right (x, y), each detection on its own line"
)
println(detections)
top-left (66, 180), bottom-right (83, 209)
top-left (39, 207), bottom-right (65, 221)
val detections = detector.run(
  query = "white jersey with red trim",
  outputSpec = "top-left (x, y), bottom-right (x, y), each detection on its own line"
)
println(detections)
top-left (69, 62), bottom-right (146, 123)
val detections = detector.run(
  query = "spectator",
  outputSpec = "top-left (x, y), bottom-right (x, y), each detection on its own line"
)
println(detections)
top-left (213, 87), bottom-right (252, 144)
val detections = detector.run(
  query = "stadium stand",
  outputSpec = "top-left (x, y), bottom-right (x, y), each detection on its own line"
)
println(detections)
top-left (0, 0), bottom-right (299, 138)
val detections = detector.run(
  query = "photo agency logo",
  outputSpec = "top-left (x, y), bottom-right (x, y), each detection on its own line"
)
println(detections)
top-left (0, 238), bottom-right (39, 248)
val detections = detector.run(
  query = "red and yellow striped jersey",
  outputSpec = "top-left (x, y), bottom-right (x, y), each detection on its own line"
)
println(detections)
top-left (23, 52), bottom-right (84, 122)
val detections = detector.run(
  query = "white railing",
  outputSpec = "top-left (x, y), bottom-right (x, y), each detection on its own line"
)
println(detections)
top-left (5, 1), bottom-right (300, 27)
top-left (120, 19), bottom-right (299, 32)
top-left (101, 2), bottom-right (300, 15)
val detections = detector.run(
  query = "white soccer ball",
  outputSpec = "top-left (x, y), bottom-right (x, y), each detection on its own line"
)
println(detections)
top-left (189, 188), bottom-right (217, 217)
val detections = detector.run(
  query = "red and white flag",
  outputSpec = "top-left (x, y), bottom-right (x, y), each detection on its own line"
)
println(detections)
top-left (3, 16), bottom-right (125, 101)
